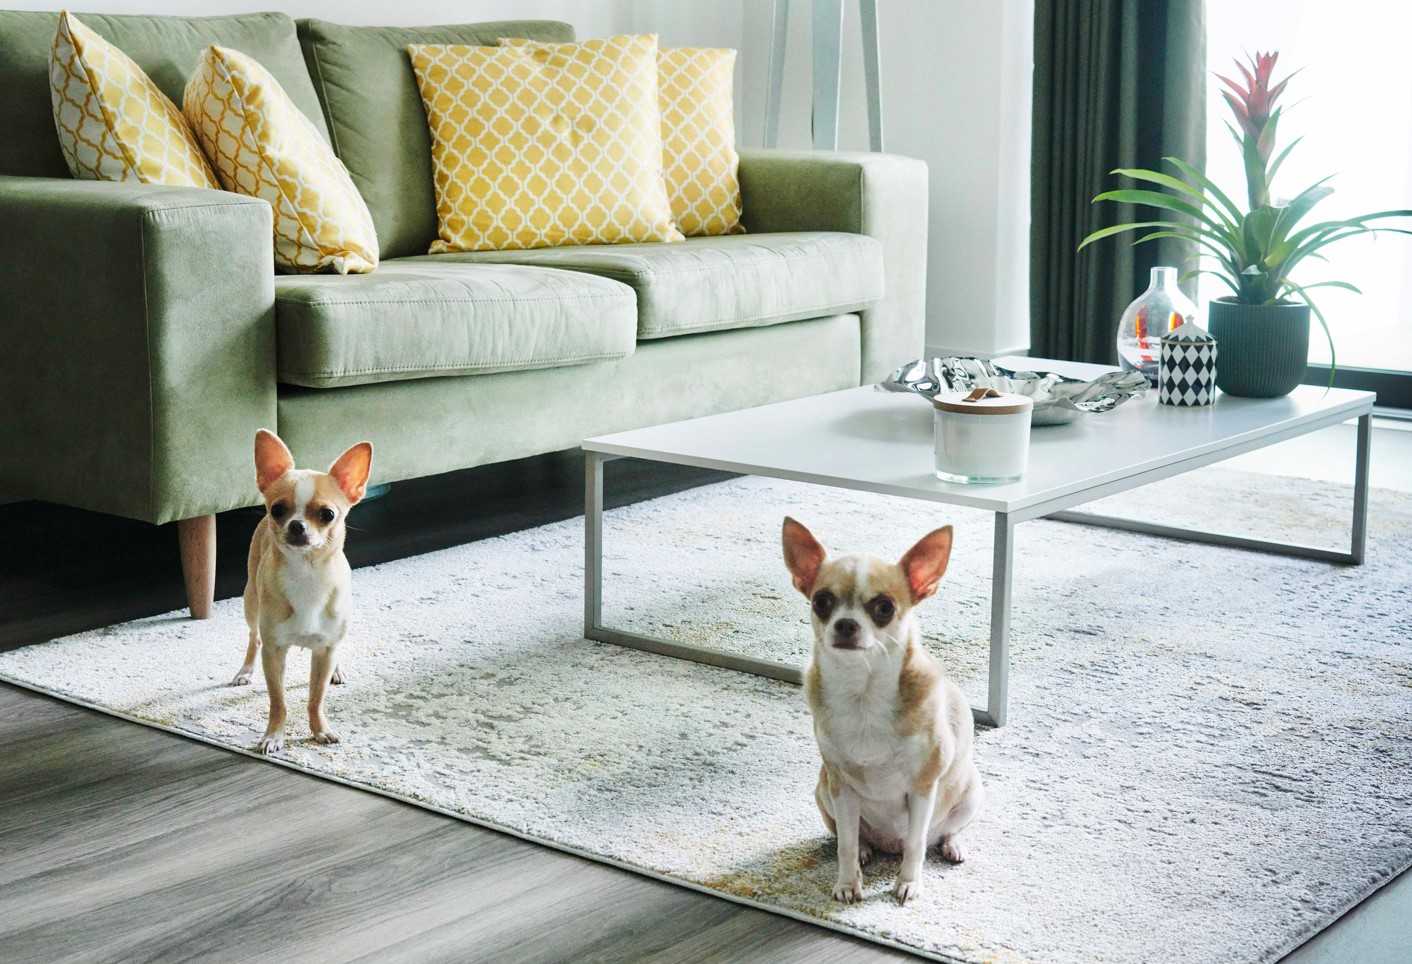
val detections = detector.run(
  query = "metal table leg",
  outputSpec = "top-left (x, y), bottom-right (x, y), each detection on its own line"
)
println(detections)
top-left (1046, 412), bottom-right (1373, 566)
top-left (973, 513), bottom-right (1014, 729)
top-left (583, 452), bottom-right (803, 684)
top-left (582, 452), bottom-right (1013, 726)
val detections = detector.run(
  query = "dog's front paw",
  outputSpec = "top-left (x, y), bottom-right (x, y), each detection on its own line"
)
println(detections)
top-left (939, 838), bottom-right (966, 863)
top-left (311, 729), bottom-right (341, 745)
top-left (330, 665), bottom-right (346, 685)
top-left (230, 668), bottom-right (254, 686)
top-left (254, 733), bottom-right (284, 754)
top-left (832, 875), bottom-right (864, 904)
top-left (893, 876), bottom-right (923, 905)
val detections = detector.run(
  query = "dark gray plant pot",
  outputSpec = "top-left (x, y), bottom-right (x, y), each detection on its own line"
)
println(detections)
top-left (1206, 298), bottom-right (1311, 398)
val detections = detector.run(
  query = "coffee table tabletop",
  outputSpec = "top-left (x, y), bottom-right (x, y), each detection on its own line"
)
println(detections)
top-left (585, 357), bottom-right (1374, 517)
top-left (582, 357), bottom-right (1375, 726)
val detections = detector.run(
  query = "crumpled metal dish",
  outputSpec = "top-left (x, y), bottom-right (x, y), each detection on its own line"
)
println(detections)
top-left (878, 357), bottom-right (1150, 426)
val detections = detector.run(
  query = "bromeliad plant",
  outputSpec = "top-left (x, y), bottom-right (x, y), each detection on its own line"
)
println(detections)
top-left (1079, 50), bottom-right (1412, 366)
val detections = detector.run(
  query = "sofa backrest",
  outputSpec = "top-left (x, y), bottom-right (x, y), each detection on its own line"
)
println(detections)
top-left (0, 10), bottom-right (329, 180)
top-left (296, 19), bottom-right (574, 261)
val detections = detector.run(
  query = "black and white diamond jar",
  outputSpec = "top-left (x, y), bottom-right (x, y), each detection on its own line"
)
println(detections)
top-left (1159, 321), bottom-right (1218, 406)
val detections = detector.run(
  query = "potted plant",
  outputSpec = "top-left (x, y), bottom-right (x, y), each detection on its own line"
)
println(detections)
top-left (1080, 52), bottom-right (1412, 397)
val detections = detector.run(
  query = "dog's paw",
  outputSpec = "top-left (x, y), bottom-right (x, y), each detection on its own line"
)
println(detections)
top-left (939, 838), bottom-right (966, 864)
top-left (893, 877), bottom-right (923, 905)
top-left (858, 842), bottom-right (874, 866)
top-left (330, 665), bottom-right (346, 685)
top-left (832, 876), bottom-right (864, 904)
top-left (254, 733), bottom-right (284, 754)
top-left (230, 669), bottom-right (254, 686)
top-left (311, 729), bottom-right (341, 745)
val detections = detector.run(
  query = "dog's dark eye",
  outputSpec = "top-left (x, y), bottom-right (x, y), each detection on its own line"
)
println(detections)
top-left (811, 591), bottom-right (836, 619)
top-left (269, 503), bottom-right (287, 520)
top-left (317, 507), bottom-right (336, 524)
top-left (866, 595), bottom-right (896, 627)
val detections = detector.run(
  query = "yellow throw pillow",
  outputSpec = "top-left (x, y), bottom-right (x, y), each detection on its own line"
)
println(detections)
top-left (657, 46), bottom-right (744, 237)
top-left (408, 35), bottom-right (684, 253)
top-left (504, 39), bottom-right (744, 237)
top-left (183, 45), bottom-right (378, 274)
top-left (48, 11), bottom-right (219, 188)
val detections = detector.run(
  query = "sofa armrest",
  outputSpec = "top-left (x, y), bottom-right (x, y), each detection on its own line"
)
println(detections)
top-left (738, 149), bottom-right (928, 382)
top-left (0, 176), bottom-right (276, 524)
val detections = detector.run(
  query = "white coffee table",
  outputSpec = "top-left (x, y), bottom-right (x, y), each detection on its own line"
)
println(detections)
top-left (582, 358), bottom-right (1374, 727)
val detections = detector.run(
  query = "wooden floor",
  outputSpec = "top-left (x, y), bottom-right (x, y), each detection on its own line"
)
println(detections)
top-left (1, 444), bottom-right (1407, 962)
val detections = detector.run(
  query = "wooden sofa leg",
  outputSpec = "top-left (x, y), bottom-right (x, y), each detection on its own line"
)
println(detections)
top-left (177, 515), bottom-right (216, 619)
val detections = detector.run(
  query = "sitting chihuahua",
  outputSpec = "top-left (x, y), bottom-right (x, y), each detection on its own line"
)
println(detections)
top-left (782, 517), bottom-right (984, 905)
top-left (233, 429), bottom-right (372, 754)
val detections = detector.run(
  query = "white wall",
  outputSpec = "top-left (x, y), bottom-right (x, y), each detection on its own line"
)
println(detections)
top-left (8, 0), bottom-right (1032, 356)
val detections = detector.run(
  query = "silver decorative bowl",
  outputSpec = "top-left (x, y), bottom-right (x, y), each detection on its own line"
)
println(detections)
top-left (878, 357), bottom-right (1150, 426)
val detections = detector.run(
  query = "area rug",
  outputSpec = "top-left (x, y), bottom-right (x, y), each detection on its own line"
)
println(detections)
top-left (2, 467), bottom-right (1409, 964)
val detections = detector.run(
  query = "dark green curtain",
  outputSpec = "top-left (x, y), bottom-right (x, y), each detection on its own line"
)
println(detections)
top-left (1030, 0), bottom-right (1206, 364)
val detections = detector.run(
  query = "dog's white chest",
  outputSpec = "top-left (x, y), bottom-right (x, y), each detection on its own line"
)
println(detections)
top-left (820, 690), bottom-right (920, 787)
top-left (815, 667), bottom-right (933, 806)
top-left (271, 561), bottom-right (346, 649)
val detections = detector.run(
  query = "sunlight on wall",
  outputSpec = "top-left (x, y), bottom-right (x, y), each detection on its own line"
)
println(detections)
top-left (1204, 0), bottom-right (1412, 371)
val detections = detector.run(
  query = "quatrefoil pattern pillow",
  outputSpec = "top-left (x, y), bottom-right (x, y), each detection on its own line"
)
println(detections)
top-left (501, 39), bottom-right (744, 238)
top-left (48, 11), bottom-right (219, 188)
top-left (408, 34), bottom-right (684, 252)
top-left (657, 46), bottom-right (744, 237)
top-left (183, 45), bottom-right (378, 274)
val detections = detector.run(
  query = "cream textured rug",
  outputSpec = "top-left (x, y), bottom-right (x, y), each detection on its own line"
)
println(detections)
top-left (2, 468), bottom-right (1409, 964)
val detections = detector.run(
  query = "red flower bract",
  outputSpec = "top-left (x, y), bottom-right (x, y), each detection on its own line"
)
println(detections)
top-left (1216, 51), bottom-right (1287, 143)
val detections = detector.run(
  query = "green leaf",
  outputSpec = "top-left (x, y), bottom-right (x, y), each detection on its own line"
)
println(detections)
top-left (1109, 167), bottom-right (1239, 230)
top-left (1091, 189), bottom-right (1232, 240)
top-left (1132, 230), bottom-right (1240, 276)
top-left (1078, 219), bottom-right (1234, 254)
top-left (1256, 108), bottom-right (1281, 168)
top-left (1164, 156), bottom-right (1245, 224)
top-left (1182, 267), bottom-right (1240, 296)
top-left (1283, 279), bottom-right (1335, 386)
top-left (1297, 280), bottom-right (1363, 294)
top-left (1266, 135), bottom-right (1303, 184)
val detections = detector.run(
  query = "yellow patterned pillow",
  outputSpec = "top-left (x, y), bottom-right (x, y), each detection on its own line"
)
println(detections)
top-left (48, 11), bottom-right (219, 188)
top-left (504, 39), bottom-right (744, 237)
top-left (408, 35), bottom-right (684, 253)
top-left (657, 47), bottom-right (744, 237)
top-left (183, 45), bottom-right (378, 274)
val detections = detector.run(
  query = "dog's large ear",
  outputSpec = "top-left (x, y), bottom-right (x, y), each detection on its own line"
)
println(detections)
top-left (328, 441), bottom-right (374, 504)
top-left (254, 429), bottom-right (295, 493)
top-left (899, 525), bottom-right (953, 603)
top-left (782, 516), bottom-right (827, 596)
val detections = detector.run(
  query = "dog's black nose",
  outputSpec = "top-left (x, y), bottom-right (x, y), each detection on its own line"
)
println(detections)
top-left (288, 519), bottom-right (305, 535)
top-left (834, 618), bottom-right (859, 637)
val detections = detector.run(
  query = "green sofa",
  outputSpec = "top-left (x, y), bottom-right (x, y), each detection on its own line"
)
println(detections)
top-left (0, 11), bottom-right (928, 617)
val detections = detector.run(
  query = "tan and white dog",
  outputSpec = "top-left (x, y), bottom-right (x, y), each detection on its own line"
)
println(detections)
top-left (233, 429), bottom-right (372, 754)
top-left (782, 517), bottom-right (984, 905)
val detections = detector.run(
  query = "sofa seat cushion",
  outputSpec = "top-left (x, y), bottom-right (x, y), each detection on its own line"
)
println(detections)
top-left (401, 231), bottom-right (884, 340)
top-left (274, 262), bottom-right (637, 389)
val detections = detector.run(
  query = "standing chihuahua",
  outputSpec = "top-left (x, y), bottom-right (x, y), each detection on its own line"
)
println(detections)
top-left (782, 517), bottom-right (984, 905)
top-left (233, 429), bottom-right (372, 754)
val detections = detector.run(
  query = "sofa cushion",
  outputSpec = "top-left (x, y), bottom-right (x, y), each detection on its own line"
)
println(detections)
top-left (296, 19), bottom-right (574, 261)
top-left (404, 232), bottom-right (885, 340)
top-left (275, 262), bottom-right (636, 389)
top-left (0, 11), bottom-right (328, 178)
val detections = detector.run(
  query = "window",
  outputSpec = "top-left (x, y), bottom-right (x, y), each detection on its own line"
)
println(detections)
top-left (1204, 1), bottom-right (1412, 403)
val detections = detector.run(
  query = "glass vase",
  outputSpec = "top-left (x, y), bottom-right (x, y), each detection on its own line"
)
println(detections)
top-left (1116, 267), bottom-right (1199, 385)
